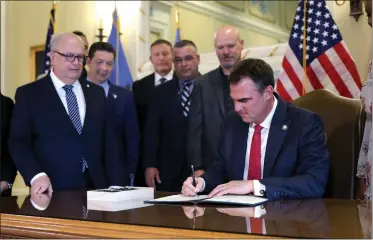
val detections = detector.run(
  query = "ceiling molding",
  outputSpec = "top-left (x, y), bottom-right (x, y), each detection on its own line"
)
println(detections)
top-left (169, 0), bottom-right (289, 42)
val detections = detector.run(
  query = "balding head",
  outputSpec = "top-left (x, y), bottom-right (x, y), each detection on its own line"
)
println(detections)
top-left (214, 26), bottom-right (241, 43)
top-left (214, 26), bottom-right (244, 75)
top-left (50, 32), bottom-right (86, 84)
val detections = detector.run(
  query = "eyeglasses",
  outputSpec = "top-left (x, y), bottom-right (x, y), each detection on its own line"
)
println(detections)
top-left (54, 51), bottom-right (86, 63)
top-left (174, 56), bottom-right (195, 64)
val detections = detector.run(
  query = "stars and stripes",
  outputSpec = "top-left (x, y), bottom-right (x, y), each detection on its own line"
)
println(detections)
top-left (43, 3), bottom-right (56, 74)
top-left (276, 0), bottom-right (362, 101)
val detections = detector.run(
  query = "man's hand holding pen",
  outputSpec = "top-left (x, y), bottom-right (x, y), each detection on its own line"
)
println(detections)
top-left (182, 174), bottom-right (204, 197)
top-left (182, 206), bottom-right (206, 219)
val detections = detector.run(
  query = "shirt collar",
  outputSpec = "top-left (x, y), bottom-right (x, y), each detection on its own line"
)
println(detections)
top-left (87, 77), bottom-right (109, 89)
top-left (50, 69), bottom-right (81, 90)
top-left (252, 96), bottom-right (278, 129)
top-left (155, 70), bottom-right (174, 84)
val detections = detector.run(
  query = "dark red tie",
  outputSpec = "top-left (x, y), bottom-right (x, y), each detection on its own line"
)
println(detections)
top-left (250, 217), bottom-right (263, 234)
top-left (248, 124), bottom-right (263, 180)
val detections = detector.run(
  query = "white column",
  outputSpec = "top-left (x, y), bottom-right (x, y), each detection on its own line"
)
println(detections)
top-left (136, 0), bottom-right (150, 80)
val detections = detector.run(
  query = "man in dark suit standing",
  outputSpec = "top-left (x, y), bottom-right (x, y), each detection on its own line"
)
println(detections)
top-left (187, 26), bottom-right (244, 177)
top-left (0, 94), bottom-right (17, 196)
top-left (143, 40), bottom-right (200, 192)
top-left (73, 31), bottom-right (89, 81)
top-left (133, 39), bottom-right (174, 186)
top-left (86, 42), bottom-right (140, 186)
top-left (9, 32), bottom-right (124, 194)
top-left (182, 59), bottom-right (329, 200)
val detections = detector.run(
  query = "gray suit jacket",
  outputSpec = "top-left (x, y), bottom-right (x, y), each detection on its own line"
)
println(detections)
top-left (187, 67), bottom-right (229, 171)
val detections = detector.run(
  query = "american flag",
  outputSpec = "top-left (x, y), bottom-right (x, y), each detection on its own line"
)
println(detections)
top-left (43, 3), bottom-right (56, 74)
top-left (276, 0), bottom-right (362, 101)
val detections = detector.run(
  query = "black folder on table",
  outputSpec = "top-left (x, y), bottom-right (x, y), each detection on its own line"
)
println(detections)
top-left (144, 194), bottom-right (269, 206)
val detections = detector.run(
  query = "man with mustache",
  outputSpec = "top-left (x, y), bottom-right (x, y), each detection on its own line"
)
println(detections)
top-left (187, 26), bottom-right (244, 177)
top-left (86, 42), bottom-right (139, 186)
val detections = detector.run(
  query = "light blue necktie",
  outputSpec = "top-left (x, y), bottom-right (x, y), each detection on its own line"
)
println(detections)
top-left (62, 85), bottom-right (88, 172)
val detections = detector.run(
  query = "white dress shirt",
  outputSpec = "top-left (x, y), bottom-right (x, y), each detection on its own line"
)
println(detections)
top-left (246, 96), bottom-right (278, 196)
top-left (154, 70), bottom-right (174, 86)
top-left (30, 70), bottom-right (86, 185)
top-left (199, 96), bottom-right (278, 196)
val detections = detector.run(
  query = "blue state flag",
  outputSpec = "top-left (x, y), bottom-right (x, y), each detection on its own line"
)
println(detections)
top-left (107, 9), bottom-right (133, 89)
top-left (175, 10), bottom-right (181, 43)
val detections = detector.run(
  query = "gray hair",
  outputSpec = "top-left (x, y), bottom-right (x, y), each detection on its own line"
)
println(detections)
top-left (50, 32), bottom-right (83, 51)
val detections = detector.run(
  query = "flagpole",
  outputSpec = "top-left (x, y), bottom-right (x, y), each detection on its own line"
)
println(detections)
top-left (52, 1), bottom-right (56, 32)
top-left (115, 1), bottom-right (119, 86)
top-left (175, 5), bottom-right (180, 38)
top-left (302, 0), bottom-right (307, 96)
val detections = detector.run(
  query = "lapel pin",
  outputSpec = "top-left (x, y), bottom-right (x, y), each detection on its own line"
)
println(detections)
top-left (113, 94), bottom-right (117, 99)
top-left (282, 125), bottom-right (288, 131)
top-left (86, 84), bottom-right (90, 88)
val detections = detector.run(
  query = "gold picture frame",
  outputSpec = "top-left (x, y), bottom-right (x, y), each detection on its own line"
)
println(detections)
top-left (248, 1), bottom-right (276, 23)
top-left (30, 44), bottom-right (45, 81)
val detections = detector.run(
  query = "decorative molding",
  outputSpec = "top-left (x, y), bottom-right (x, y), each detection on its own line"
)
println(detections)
top-left (216, 1), bottom-right (245, 12)
top-left (170, 1), bottom-right (289, 42)
top-left (149, 2), bottom-right (171, 41)
top-left (152, 1), bottom-right (173, 11)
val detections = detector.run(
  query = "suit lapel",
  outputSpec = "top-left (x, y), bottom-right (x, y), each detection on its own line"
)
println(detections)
top-left (80, 80), bottom-right (95, 135)
top-left (232, 119), bottom-right (249, 179)
top-left (263, 95), bottom-right (290, 178)
top-left (208, 68), bottom-right (225, 115)
top-left (107, 84), bottom-right (124, 116)
top-left (170, 80), bottom-right (185, 120)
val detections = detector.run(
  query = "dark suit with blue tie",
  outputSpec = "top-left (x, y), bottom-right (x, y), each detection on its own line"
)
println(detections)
top-left (8, 75), bottom-right (124, 191)
top-left (106, 82), bottom-right (140, 185)
top-left (202, 93), bottom-right (330, 200)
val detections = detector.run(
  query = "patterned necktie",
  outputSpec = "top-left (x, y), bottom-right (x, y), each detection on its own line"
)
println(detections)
top-left (180, 80), bottom-right (193, 117)
top-left (62, 85), bottom-right (88, 172)
top-left (82, 205), bottom-right (88, 219)
top-left (159, 77), bottom-right (166, 85)
top-left (247, 124), bottom-right (263, 180)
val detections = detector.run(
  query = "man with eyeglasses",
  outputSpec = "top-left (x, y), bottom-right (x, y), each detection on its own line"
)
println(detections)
top-left (85, 42), bottom-right (139, 187)
top-left (36, 30), bottom-right (89, 81)
top-left (9, 32), bottom-right (124, 194)
top-left (142, 40), bottom-right (200, 192)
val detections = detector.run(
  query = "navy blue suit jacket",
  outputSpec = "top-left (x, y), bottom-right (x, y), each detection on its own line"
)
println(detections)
top-left (8, 75), bottom-right (125, 191)
top-left (107, 83), bottom-right (140, 185)
top-left (143, 79), bottom-right (189, 191)
top-left (202, 93), bottom-right (330, 200)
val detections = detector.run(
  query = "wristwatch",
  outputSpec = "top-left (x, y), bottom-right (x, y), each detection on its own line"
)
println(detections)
top-left (7, 182), bottom-right (12, 190)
